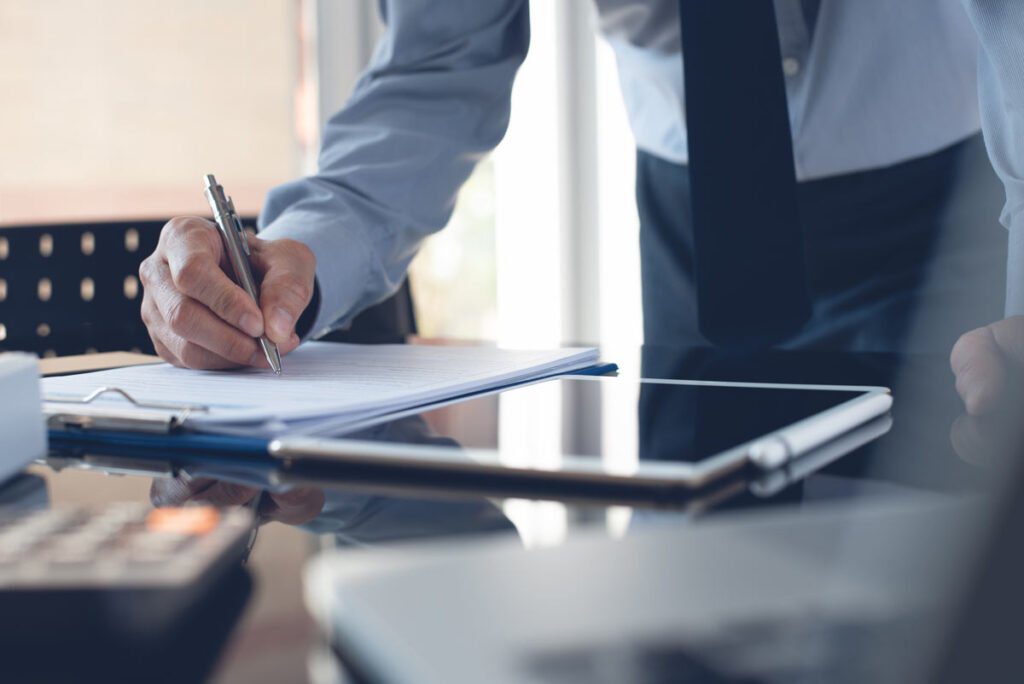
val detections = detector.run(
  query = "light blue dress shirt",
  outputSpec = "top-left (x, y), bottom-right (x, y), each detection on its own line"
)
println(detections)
top-left (259, 0), bottom-right (1024, 338)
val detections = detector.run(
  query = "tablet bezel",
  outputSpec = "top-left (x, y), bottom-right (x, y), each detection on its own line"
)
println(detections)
top-left (269, 376), bottom-right (891, 490)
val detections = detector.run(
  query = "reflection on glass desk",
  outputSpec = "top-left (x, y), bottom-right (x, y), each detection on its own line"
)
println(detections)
top-left (20, 345), bottom-right (1008, 682)
top-left (271, 375), bottom-right (889, 495)
top-left (0, 481), bottom-right (254, 682)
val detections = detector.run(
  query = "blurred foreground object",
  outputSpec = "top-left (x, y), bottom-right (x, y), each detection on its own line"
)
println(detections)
top-left (0, 353), bottom-right (46, 483)
top-left (0, 503), bottom-right (254, 682)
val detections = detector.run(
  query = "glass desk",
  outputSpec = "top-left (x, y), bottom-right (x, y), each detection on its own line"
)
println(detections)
top-left (13, 344), bottom-right (1003, 682)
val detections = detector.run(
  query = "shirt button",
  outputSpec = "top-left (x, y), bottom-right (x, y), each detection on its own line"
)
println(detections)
top-left (782, 57), bottom-right (801, 78)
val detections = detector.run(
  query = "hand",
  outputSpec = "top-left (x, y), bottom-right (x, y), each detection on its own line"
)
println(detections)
top-left (950, 316), bottom-right (1024, 416)
top-left (150, 475), bottom-right (326, 526)
top-left (946, 409), bottom-right (1019, 466)
top-left (139, 216), bottom-right (316, 369)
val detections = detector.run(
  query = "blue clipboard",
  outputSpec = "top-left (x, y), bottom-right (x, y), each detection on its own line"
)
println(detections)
top-left (47, 362), bottom-right (619, 458)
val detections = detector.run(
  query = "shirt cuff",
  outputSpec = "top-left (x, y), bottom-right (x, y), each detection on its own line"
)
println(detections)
top-left (293, 279), bottom-right (321, 340)
top-left (257, 211), bottom-right (373, 340)
top-left (1006, 215), bottom-right (1024, 318)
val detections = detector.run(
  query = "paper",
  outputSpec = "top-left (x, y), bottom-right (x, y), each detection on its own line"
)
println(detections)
top-left (42, 342), bottom-right (599, 437)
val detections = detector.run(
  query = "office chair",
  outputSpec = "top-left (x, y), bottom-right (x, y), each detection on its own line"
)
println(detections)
top-left (0, 220), bottom-right (416, 357)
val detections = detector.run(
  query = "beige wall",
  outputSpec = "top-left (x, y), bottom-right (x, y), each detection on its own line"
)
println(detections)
top-left (0, 0), bottom-right (301, 223)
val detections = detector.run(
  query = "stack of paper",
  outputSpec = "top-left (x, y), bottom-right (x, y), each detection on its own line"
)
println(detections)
top-left (42, 342), bottom-right (599, 438)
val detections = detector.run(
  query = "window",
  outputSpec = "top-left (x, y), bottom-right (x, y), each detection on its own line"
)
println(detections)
top-left (409, 3), bottom-right (643, 349)
top-left (1, 0), bottom-right (642, 349)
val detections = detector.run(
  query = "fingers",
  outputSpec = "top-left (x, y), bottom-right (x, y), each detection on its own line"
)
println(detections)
top-left (145, 258), bottom-right (261, 367)
top-left (150, 336), bottom-right (181, 367)
top-left (150, 474), bottom-right (218, 508)
top-left (189, 481), bottom-right (260, 507)
top-left (951, 327), bottom-right (1005, 416)
top-left (251, 237), bottom-right (316, 345)
top-left (142, 292), bottom-right (253, 370)
top-left (264, 487), bottom-right (325, 525)
top-left (162, 218), bottom-right (265, 338)
top-left (151, 475), bottom-right (323, 527)
top-left (139, 218), bottom-right (314, 369)
top-left (988, 315), bottom-right (1024, 366)
top-left (152, 477), bottom-right (259, 508)
top-left (951, 317), bottom-right (1024, 416)
top-left (950, 409), bottom-right (1024, 470)
top-left (950, 413), bottom-right (986, 465)
top-left (140, 218), bottom-right (268, 370)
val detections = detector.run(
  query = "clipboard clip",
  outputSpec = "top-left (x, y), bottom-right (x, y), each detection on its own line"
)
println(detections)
top-left (44, 387), bottom-right (209, 435)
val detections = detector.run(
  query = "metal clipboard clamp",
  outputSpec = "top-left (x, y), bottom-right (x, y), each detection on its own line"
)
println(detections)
top-left (43, 387), bottom-right (210, 435)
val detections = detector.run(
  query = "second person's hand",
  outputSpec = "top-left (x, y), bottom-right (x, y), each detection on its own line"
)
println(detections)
top-left (951, 316), bottom-right (1024, 416)
top-left (139, 216), bottom-right (316, 370)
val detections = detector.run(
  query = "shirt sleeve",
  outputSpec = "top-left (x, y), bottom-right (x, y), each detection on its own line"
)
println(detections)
top-left (962, 1), bottom-right (1024, 316)
top-left (258, 0), bottom-right (529, 339)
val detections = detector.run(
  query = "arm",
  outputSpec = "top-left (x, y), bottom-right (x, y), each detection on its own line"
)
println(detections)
top-left (139, 0), bottom-right (527, 368)
top-left (951, 1), bottom-right (1024, 413)
top-left (259, 0), bottom-right (529, 339)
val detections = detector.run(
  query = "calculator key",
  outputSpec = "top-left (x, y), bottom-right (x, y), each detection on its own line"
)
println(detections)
top-left (0, 537), bottom-right (35, 555)
top-left (52, 536), bottom-right (104, 555)
top-left (130, 532), bottom-right (190, 553)
top-left (0, 504), bottom-right (252, 591)
top-left (47, 552), bottom-right (95, 568)
top-left (146, 507), bottom-right (221, 535)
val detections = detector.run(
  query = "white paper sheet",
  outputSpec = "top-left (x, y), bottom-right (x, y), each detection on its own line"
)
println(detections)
top-left (43, 342), bottom-right (599, 436)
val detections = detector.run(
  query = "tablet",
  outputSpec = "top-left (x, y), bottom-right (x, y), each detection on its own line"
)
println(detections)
top-left (269, 376), bottom-right (891, 490)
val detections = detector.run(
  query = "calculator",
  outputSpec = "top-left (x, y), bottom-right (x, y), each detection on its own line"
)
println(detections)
top-left (0, 503), bottom-right (255, 680)
top-left (0, 502), bottom-right (253, 589)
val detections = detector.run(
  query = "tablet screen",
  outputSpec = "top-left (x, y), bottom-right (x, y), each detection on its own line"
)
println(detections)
top-left (337, 377), bottom-right (872, 470)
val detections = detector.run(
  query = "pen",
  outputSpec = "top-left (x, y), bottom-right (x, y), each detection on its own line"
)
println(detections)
top-left (203, 174), bottom-right (283, 374)
top-left (242, 490), bottom-right (267, 564)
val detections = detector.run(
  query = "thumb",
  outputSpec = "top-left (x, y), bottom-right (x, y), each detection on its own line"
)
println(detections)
top-left (253, 238), bottom-right (316, 345)
top-left (951, 326), bottom-right (1006, 416)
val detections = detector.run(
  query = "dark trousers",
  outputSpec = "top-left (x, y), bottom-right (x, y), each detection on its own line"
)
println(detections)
top-left (637, 135), bottom-right (1009, 353)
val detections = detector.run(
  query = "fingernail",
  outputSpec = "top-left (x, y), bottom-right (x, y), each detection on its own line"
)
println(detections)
top-left (270, 307), bottom-right (294, 338)
top-left (239, 312), bottom-right (263, 337)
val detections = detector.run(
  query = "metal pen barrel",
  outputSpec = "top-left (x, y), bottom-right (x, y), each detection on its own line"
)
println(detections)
top-left (204, 175), bottom-right (283, 374)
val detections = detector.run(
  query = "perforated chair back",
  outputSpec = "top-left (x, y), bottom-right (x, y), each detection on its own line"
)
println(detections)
top-left (0, 219), bottom-right (417, 357)
top-left (0, 220), bottom-right (161, 356)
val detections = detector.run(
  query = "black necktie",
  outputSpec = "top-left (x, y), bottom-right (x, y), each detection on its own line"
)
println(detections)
top-left (678, 1), bottom-right (810, 346)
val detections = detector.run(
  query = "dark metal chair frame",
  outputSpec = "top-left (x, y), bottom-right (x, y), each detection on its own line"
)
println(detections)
top-left (0, 219), bottom-right (415, 357)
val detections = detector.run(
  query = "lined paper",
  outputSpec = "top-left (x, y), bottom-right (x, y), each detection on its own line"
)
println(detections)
top-left (43, 342), bottom-right (599, 436)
